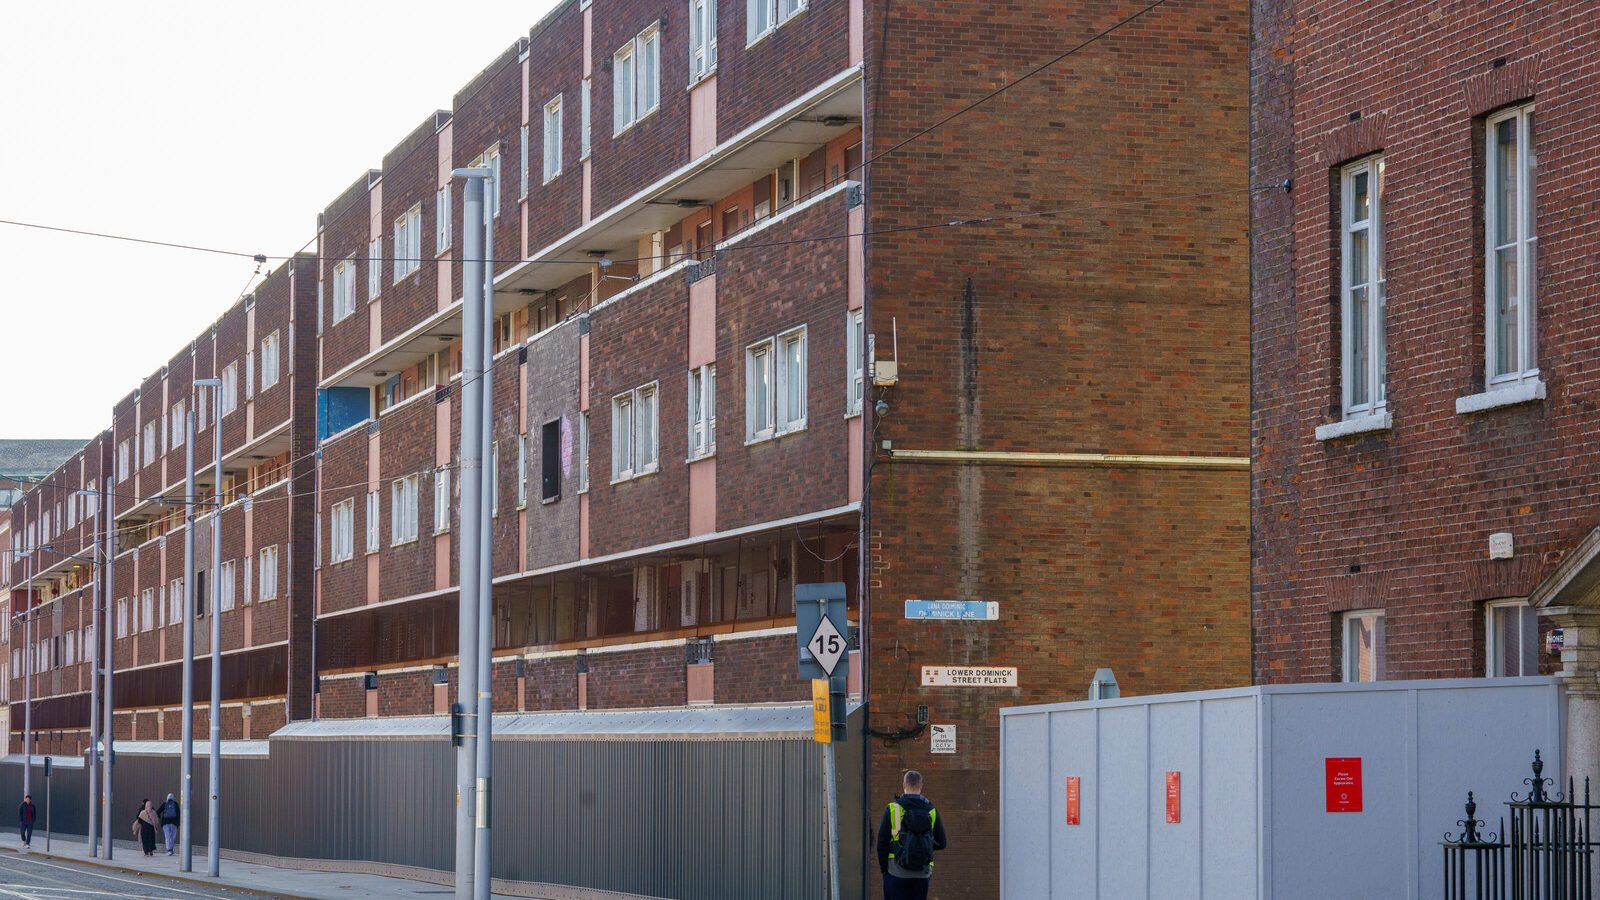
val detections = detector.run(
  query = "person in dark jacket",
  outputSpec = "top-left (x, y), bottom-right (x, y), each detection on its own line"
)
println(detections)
top-left (134, 799), bottom-right (158, 857)
top-left (158, 793), bottom-right (180, 855)
top-left (17, 794), bottom-right (37, 848)
top-left (876, 770), bottom-right (948, 900)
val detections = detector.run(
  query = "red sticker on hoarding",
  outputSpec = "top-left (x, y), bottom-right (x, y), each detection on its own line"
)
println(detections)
top-left (1165, 771), bottom-right (1181, 823)
top-left (1325, 757), bottom-right (1363, 812)
top-left (1066, 776), bottom-right (1080, 825)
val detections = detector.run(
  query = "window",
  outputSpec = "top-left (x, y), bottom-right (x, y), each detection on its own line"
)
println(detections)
top-left (331, 498), bottom-right (355, 562)
top-left (491, 442), bottom-right (501, 516)
top-left (747, 0), bottom-right (805, 44)
top-left (332, 256), bottom-right (357, 322)
top-left (611, 383), bottom-right (659, 481)
top-left (261, 331), bottom-right (281, 389)
top-left (613, 26), bottom-right (660, 134)
top-left (846, 309), bottom-right (864, 416)
top-left (86, 480), bottom-right (97, 518)
top-left (198, 386), bottom-right (208, 431)
top-left (259, 545), bottom-right (279, 601)
top-left (244, 555), bottom-right (252, 605)
top-left (170, 399), bottom-right (187, 449)
top-left (543, 95), bottom-right (563, 183)
top-left (141, 587), bottom-right (155, 632)
top-left (365, 490), bottom-right (380, 553)
top-left (579, 411), bottom-right (590, 492)
top-left (777, 327), bottom-right (807, 431)
top-left (436, 185), bottom-right (452, 252)
top-left (118, 440), bottom-right (130, 482)
top-left (539, 422), bottom-right (558, 502)
top-left (116, 598), bottom-right (128, 638)
top-left (746, 339), bottom-right (774, 441)
top-left (168, 578), bottom-right (183, 624)
top-left (392, 475), bottom-right (420, 545)
top-left (142, 420), bottom-right (158, 466)
top-left (394, 204), bottom-right (423, 281)
top-left (520, 431), bottom-right (532, 506)
top-left (580, 78), bottom-right (592, 159)
top-left (219, 560), bottom-right (236, 612)
top-left (1486, 104), bottom-right (1538, 385)
top-left (1341, 609), bottom-right (1386, 682)
top-left (689, 0), bottom-right (718, 81)
top-left (689, 364), bottom-right (716, 458)
top-left (1336, 156), bottom-right (1387, 419)
top-left (220, 363), bottom-right (239, 416)
top-left (433, 467), bottom-right (451, 534)
top-left (472, 146), bottom-right (502, 220)
top-left (1487, 600), bottom-right (1539, 677)
top-left (368, 237), bottom-right (383, 299)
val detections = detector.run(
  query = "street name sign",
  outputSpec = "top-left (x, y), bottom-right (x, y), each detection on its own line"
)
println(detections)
top-left (904, 600), bottom-right (999, 621)
top-left (921, 666), bottom-right (1018, 687)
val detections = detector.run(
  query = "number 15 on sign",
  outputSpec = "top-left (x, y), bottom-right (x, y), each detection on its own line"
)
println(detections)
top-left (807, 616), bottom-right (846, 677)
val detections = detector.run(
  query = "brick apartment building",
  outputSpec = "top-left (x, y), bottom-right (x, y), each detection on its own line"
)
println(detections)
top-left (1251, 0), bottom-right (1600, 774)
top-left (8, 0), bottom-right (1249, 894)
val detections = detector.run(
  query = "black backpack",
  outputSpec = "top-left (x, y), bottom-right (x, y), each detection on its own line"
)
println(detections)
top-left (894, 803), bottom-right (936, 872)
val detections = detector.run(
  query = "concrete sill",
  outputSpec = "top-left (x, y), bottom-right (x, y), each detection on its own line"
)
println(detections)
top-left (1456, 379), bottom-right (1546, 414)
top-left (1315, 412), bottom-right (1392, 442)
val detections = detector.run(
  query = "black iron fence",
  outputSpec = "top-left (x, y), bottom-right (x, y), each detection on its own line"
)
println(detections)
top-left (1444, 750), bottom-right (1595, 900)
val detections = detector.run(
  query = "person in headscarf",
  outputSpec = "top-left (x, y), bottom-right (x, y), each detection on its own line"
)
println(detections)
top-left (158, 793), bottom-right (180, 855)
top-left (134, 799), bottom-right (159, 857)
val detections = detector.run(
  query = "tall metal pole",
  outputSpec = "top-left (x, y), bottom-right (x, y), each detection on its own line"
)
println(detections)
top-left (181, 410), bottom-right (196, 871)
top-left (102, 483), bottom-right (115, 860)
top-left (207, 381), bottom-right (223, 877)
top-left (22, 550), bottom-right (33, 801)
top-left (474, 169), bottom-right (496, 900)
top-left (83, 490), bottom-right (101, 857)
top-left (452, 168), bottom-right (487, 900)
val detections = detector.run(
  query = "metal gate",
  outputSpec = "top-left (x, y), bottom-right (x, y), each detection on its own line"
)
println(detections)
top-left (1443, 751), bottom-right (1595, 900)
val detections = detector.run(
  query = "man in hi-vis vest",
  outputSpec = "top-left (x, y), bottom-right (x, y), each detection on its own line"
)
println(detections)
top-left (876, 770), bottom-right (948, 900)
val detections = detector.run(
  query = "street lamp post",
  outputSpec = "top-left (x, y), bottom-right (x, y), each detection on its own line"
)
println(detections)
top-left (101, 473), bottom-right (115, 860)
top-left (75, 488), bottom-right (102, 858)
top-left (21, 548), bottom-right (34, 801)
top-left (180, 410), bottom-right (197, 871)
top-left (195, 377), bottom-right (223, 878)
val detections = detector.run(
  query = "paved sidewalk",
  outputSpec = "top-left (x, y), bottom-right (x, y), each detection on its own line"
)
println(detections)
top-left (4, 833), bottom-right (520, 899)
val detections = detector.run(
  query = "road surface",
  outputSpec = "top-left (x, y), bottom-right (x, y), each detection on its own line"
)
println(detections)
top-left (0, 851), bottom-right (268, 899)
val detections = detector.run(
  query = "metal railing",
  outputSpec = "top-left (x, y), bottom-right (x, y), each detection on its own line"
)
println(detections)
top-left (1444, 751), bottom-right (1596, 900)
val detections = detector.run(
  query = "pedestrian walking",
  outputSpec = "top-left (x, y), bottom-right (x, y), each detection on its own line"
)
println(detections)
top-left (17, 794), bottom-right (37, 849)
top-left (133, 799), bottom-right (159, 857)
top-left (158, 792), bottom-right (180, 855)
top-left (876, 770), bottom-right (947, 900)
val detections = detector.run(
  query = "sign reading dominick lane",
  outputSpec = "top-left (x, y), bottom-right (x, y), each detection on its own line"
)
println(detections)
top-left (921, 666), bottom-right (1018, 687)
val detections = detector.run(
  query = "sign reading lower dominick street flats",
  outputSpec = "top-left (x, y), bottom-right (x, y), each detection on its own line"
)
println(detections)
top-left (921, 666), bottom-right (1018, 687)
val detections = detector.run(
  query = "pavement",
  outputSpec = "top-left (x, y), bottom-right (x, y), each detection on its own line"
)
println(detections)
top-left (1, 833), bottom-right (520, 899)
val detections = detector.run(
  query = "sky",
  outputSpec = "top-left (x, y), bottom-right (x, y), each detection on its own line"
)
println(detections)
top-left (0, 0), bottom-right (559, 439)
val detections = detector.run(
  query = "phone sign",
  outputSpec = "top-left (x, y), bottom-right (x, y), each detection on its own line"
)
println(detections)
top-left (1325, 757), bottom-right (1363, 812)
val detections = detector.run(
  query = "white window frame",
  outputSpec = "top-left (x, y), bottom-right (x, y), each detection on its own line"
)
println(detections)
top-left (391, 474), bottom-right (420, 545)
top-left (332, 256), bottom-right (357, 322)
top-left (775, 325), bottom-right (808, 434)
top-left (520, 123), bottom-right (530, 199)
top-left (168, 577), bottom-right (183, 624)
top-left (197, 383), bottom-right (208, 431)
top-left (688, 364), bottom-right (716, 459)
top-left (745, 338), bottom-right (775, 442)
top-left (118, 441), bottom-right (130, 482)
top-left (613, 26), bottom-right (660, 135)
top-left (259, 544), bottom-right (279, 601)
top-left (543, 95), bottom-right (564, 183)
top-left (141, 587), bottom-right (155, 632)
top-left (1485, 104), bottom-right (1538, 387)
top-left (747, 0), bottom-right (805, 45)
top-left (366, 490), bottom-right (381, 553)
top-left (219, 559), bottom-right (236, 612)
top-left (368, 237), bottom-right (383, 299)
top-left (1486, 599), bottom-right (1540, 677)
top-left (331, 498), bottom-right (355, 563)
top-left (116, 598), bottom-right (128, 638)
top-left (611, 383), bottom-right (660, 482)
top-left (260, 331), bottom-right (281, 389)
top-left (170, 399), bottom-right (187, 449)
top-left (517, 432), bottom-right (529, 508)
top-left (220, 363), bottom-right (239, 416)
top-left (434, 466), bottom-right (452, 534)
top-left (1341, 609), bottom-right (1386, 683)
top-left (395, 204), bottom-right (423, 282)
top-left (142, 420), bottom-right (157, 466)
top-left (689, 0), bottom-right (718, 82)
top-left (1339, 156), bottom-right (1386, 420)
top-left (846, 309), bottom-right (864, 417)
top-left (435, 184), bottom-right (452, 252)
top-left (492, 441), bottom-right (501, 516)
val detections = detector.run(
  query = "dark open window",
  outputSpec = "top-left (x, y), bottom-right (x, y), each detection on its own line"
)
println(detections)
top-left (541, 420), bottom-right (561, 502)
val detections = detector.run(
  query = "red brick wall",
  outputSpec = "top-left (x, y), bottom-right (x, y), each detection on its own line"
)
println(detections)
top-left (524, 11), bottom-right (586, 253)
top-left (587, 276), bottom-right (690, 556)
top-left (251, 263), bottom-right (296, 431)
top-left (1251, 0), bottom-right (1600, 682)
top-left (450, 44), bottom-right (525, 295)
top-left (523, 655), bottom-right (580, 710)
top-left (377, 395), bottom-right (440, 602)
top-left (863, 0), bottom-right (1251, 895)
top-left (318, 173), bottom-right (375, 380)
top-left (379, 115), bottom-right (446, 345)
top-left (713, 634), bottom-right (809, 704)
top-left (590, 0), bottom-right (691, 213)
top-left (318, 427), bottom-right (370, 615)
top-left (716, 0), bottom-right (850, 139)
top-left (585, 645), bottom-right (686, 709)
